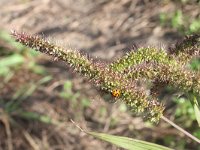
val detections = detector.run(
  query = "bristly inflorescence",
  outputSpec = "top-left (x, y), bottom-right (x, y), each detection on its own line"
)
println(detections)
top-left (169, 34), bottom-right (200, 63)
top-left (126, 62), bottom-right (200, 95)
top-left (11, 31), bottom-right (200, 123)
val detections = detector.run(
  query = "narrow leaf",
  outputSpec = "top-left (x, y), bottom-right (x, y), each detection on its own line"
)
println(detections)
top-left (0, 54), bottom-right (24, 68)
top-left (88, 132), bottom-right (173, 150)
top-left (193, 96), bottom-right (200, 126)
top-left (18, 111), bottom-right (60, 125)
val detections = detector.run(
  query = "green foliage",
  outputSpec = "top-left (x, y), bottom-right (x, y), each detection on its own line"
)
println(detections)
top-left (190, 58), bottom-right (200, 71)
top-left (0, 54), bottom-right (24, 76)
top-left (193, 129), bottom-right (200, 139)
top-left (171, 10), bottom-right (183, 30)
top-left (88, 132), bottom-right (173, 150)
top-left (4, 76), bottom-right (52, 114)
top-left (172, 95), bottom-right (200, 148)
top-left (0, 30), bottom-right (46, 76)
top-left (189, 19), bottom-right (200, 34)
top-left (18, 111), bottom-right (60, 125)
top-left (159, 9), bottom-right (200, 34)
top-left (193, 96), bottom-right (200, 126)
top-left (0, 30), bottom-right (53, 125)
top-left (59, 80), bottom-right (91, 109)
top-left (159, 10), bottom-right (184, 33)
top-left (175, 97), bottom-right (196, 125)
top-left (163, 135), bottom-right (186, 150)
top-left (0, 75), bottom-right (54, 135)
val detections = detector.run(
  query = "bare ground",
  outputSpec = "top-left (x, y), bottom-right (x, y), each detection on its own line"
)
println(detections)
top-left (0, 0), bottom-right (200, 150)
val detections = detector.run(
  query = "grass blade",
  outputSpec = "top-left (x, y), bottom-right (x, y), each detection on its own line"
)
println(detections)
top-left (88, 132), bottom-right (173, 150)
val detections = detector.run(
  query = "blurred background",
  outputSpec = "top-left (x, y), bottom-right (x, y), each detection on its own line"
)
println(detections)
top-left (0, 0), bottom-right (200, 149)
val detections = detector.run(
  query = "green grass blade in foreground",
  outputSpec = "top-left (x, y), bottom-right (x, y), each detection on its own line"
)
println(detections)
top-left (88, 132), bottom-right (173, 150)
top-left (193, 96), bottom-right (200, 126)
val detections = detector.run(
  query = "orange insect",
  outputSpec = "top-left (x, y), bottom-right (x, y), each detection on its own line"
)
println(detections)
top-left (112, 89), bottom-right (121, 97)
